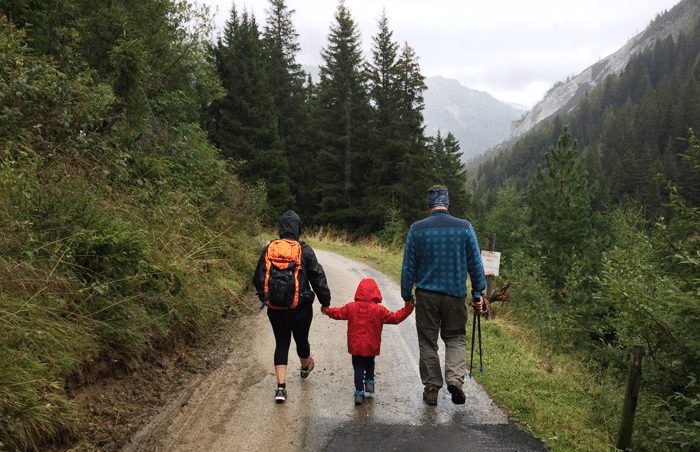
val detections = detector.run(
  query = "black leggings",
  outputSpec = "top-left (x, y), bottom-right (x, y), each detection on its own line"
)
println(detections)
top-left (267, 304), bottom-right (313, 366)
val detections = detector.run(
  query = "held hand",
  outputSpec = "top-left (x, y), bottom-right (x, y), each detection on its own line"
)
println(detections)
top-left (405, 296), bottom-right (416, 307)
top-left (321, 305), bottom-right (328, 315)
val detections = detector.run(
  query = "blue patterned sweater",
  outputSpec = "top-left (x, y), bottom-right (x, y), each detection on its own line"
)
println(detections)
top-left (401, 209), bottom-right (486, 300)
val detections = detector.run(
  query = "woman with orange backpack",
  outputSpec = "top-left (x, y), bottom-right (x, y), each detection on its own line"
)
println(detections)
top-left (253, 211), bottom-right (331, 403)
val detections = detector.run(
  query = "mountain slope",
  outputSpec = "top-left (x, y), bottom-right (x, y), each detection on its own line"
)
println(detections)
top-left (301, 67), bottom-right (525, 163)
top-left (423, 75), bottom-right (526, 162)
top-left (511, 0), bottom-right (700, 138)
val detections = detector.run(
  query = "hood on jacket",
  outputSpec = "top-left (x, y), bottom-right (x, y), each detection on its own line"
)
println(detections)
top-left (279, 210), bottom-right (302, 240)
top-left (354, 278), bottom-right (383, 304)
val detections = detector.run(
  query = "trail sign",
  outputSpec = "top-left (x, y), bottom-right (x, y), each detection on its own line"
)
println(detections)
top-left (481, 251), bottom-right (501, 277)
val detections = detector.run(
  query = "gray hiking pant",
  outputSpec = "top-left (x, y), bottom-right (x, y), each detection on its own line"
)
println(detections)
top-left (415, 289), bottom-right (469, 389)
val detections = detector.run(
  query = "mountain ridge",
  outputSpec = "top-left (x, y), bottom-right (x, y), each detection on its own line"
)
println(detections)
top-left (510, 0), bottom-right (700, 139)
top-left (422, 75), bottom-right (526, 162)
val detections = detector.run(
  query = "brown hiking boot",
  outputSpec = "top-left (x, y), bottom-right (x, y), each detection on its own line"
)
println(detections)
top-left (423, 387), bottom-right (438, 406)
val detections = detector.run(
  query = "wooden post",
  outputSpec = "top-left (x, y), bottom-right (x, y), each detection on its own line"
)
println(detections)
top-left (486, 233), bottom-right (496, 299)
top-left (616, 345), bottom-right (645, 451)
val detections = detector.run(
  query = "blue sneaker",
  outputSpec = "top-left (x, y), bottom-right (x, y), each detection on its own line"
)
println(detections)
top-left (364, 380), bottom-right (374, 393)
top-left (354, 390), bottom-right (365, 405)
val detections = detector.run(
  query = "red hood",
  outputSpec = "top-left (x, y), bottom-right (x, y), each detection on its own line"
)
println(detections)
top-left (354, 278), bottom-right (382, 304)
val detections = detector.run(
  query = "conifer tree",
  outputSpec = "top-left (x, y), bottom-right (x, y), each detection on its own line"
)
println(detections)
top-left (314, 0), bottom-right (372, 226)
top-left (429, 131), bottom-right (471, 218)
top-left (528, 128), bottom-right (597, 288)
top-left (364, 13), bottom-right (431, 229)
top-left (262, 0), bottom-right (304, 133)
top-left (4, 0), bottom-right (223, 137)
top-left (394, 41), bottom-right (430, 224)
top-left (209, 5), bottom-right (292, 218)
top-left (364, 10), bottom-right (402, 230)
top-left (261, 0), bottom-right (315, 217)
top-left (613, 148), bottom-right (641, 202)
top-left (638, 144), bottom-right (664, 217)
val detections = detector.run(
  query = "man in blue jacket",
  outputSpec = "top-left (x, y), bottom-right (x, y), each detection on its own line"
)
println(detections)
top-left (401, 185), bottom-right (486, 406)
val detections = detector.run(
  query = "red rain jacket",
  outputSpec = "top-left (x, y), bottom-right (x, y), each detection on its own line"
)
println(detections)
top-left (325, 278), bottom-right (413, 356)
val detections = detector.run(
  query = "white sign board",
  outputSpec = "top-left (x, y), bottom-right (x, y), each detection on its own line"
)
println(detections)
top-left (481, 251), bottom-right (501, 277)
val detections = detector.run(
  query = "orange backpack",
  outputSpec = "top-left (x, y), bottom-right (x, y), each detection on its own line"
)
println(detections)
top-left (263, 239), bottom-right (303, 309)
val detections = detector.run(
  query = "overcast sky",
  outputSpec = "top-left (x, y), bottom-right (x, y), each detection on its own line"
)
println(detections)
top-left (199, 0), bottom-right (680, 108)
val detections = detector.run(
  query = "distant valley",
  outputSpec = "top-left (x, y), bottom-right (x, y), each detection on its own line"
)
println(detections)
top-left (301, 66), bottom-right (526, 163)
top-left (422, 75), bottom-right (526, 162)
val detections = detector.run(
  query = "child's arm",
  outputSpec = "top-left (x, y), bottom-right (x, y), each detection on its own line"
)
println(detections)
top-left (324, 304), bottom-right (349, 320)
top-left (381, 304), bottom-right (414, 324)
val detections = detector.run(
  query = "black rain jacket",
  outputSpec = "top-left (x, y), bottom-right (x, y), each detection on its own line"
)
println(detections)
top-left (253, 210), bottom-right (331, 308)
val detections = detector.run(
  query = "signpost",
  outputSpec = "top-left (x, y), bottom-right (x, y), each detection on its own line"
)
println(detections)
top-left (481, 232), bottom-right (500, 302)
top-left (481, 250), bottom-right (501, 277)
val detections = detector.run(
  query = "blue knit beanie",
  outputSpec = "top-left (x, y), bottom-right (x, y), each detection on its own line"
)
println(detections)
top-left (427, 188), bottom-right (449, 209)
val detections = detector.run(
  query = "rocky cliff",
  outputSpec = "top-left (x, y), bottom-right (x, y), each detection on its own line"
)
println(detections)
top-left (510, 0), bottom-right (700, 139)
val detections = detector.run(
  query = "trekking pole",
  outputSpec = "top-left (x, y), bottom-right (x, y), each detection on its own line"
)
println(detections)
top-left (469, 309), bottom-right (477, 378)
top-left (477, 308), bottom-right (484, 373)
top-left (469, 298), bottom-right (486, 377)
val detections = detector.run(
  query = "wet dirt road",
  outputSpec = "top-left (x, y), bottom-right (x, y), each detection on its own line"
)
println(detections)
top-left (122, 249), bottom-right (547, 452)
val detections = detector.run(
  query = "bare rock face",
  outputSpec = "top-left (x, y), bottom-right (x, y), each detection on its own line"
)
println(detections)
top-left (510, 0), bottom-right (700, 139)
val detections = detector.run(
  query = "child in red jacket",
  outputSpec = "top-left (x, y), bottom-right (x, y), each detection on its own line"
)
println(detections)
top-left (324, 278), bottom-right (414, 405)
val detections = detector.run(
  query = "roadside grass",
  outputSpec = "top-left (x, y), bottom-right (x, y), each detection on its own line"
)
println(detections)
top-left (0, 166), bottom-right (260, 451)
top-left (0, 295), bottom-right (86, 451)
top-left (303, 227), bottom-right (404, 283)
top-left (474, 311), bottom-right (616, 451)
top-left (300, 230), bottom-right (618, 452)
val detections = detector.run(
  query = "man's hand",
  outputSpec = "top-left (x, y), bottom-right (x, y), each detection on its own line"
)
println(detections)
top-left (472, 297), bottom-right (486, 314)
top-left (405, 296), bottom-right (416, 307)
top-left (321, 305), bottom-right (329, 315)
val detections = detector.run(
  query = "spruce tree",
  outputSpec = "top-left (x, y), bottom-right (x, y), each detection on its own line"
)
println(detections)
top-left (528, 128), bottom-right (597, 288)
top-left (262, 0), bottom-right (304, 133)
top-left (261, 0), bottom-right (315, 218)
top-left (394, 41), bottom-right (430, 224)
top-left (364, 10), bottom-right (402, 231)
top-left (429, 131), bottom-right (470, 219)
top-left (209, 5), bottom-right (292, 218)
top-left (613, 148), bottom-right (641, 202)
top-left (314, 0), bottom-right (372, 227)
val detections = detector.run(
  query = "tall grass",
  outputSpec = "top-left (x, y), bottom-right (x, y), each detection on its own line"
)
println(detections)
top-left (476, 313), bottom-right (618, 451)
top-left (0, 135), bottom-right (261, 451)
